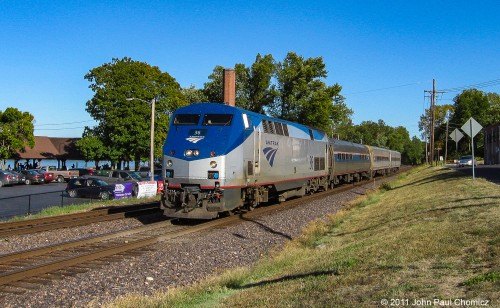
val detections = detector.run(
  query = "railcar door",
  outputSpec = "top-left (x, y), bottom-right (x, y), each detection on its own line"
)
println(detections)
top-left (245, 127), bottom-right (261, 182)
top-left (328, 144), bottom-right (334, 174)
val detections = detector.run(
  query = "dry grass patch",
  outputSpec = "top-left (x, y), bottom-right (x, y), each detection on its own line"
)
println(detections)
top-left (107, 166), bottom-right (499, 307)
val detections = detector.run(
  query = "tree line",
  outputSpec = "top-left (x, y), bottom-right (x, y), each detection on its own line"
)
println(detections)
top-left (419, 89), bottom-right (500, 161)
top-left (3, 53), bottom-right (496, 168)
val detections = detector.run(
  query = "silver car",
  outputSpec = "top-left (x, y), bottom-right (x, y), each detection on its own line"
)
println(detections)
top-left (0, 170), bottom-right (20, 187)
top-left (458, 155), bottom-right (477, 167)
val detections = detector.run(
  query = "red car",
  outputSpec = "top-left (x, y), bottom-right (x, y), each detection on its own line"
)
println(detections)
top-left (32, 169), bottom-right (55, 183)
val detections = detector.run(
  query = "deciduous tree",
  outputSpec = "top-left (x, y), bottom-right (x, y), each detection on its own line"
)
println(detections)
top-left (84, 57), bottom-right (186, 168)
top-left (0, 107), bottom-right (35, 169)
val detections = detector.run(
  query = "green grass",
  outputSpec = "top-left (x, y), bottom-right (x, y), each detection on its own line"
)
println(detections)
top-left (107, 166), bottom-right (500, 307)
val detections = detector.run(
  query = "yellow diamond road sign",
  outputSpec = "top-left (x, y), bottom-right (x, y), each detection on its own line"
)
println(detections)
top-left (461, 117), bottom-right (482, 138)
top-left (450, 128), bottom-right (463, 143)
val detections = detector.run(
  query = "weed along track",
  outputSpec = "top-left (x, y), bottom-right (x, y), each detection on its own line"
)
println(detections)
top-left (0, 202), bottom-right (161, 237)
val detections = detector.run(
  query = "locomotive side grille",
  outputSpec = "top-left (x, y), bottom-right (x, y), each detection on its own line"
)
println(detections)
top-left (247, 161), bottom-right (254, 176)
top-left (314, 157), bottom-right (325, 171)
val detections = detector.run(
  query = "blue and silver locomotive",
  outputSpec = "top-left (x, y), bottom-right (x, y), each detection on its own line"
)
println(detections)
top-left (160, 103), bottom-right (400, 219)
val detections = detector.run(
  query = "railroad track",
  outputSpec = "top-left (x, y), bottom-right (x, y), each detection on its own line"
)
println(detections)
top-left (0, 173), bottom-right (398, 297)
top-left (0, 202), bottom-right (161, 237)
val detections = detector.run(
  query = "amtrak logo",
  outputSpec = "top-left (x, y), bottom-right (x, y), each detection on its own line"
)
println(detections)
top-left (263, 147), bottom-right (278, 167)
top-left (186, 129), bottom-right (207, 143)
top-left (186, 136), bottom-right (205, 143)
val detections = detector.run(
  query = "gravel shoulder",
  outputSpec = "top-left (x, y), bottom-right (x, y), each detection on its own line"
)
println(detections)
top-left (2, 178), bottom-right (390, 308)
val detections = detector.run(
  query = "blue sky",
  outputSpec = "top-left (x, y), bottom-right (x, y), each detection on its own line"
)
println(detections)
top-left (1, 1), bottom-right (499, 139)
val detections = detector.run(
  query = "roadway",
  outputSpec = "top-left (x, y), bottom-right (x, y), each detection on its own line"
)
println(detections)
top-left (448, 164), bottom-right (500, 184)
top-left (0, 182), bottom-right (95, 220)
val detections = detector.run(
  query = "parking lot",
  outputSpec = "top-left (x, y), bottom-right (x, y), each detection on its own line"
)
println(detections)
top-left (0, 182), bottom-right (97, 219)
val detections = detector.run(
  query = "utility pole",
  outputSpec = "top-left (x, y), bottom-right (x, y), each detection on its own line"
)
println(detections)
top-left (445, 113), bottom-right (449, 164)
top-left (424, 79), bottom-right (444, 165)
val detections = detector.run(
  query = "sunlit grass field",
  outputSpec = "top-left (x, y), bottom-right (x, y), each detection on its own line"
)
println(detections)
top-left (104, 166), bottom-right (498, 307)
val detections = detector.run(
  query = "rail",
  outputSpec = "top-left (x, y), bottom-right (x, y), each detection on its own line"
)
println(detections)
top-left (0, 202), bottom-right (161, 237)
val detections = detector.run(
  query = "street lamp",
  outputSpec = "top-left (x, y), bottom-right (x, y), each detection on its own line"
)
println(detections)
top-left (126, 97), bottom-right (156, 181)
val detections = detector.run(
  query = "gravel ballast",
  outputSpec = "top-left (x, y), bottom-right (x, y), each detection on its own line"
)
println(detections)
top-left (2, 180), bottom-right (387, 307)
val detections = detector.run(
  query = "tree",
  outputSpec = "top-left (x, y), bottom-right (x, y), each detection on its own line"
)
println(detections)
top-left (343, 120), bottom-right (413, 159)
top-left (271, 52), bottom-right (348, 132)
top-left (182, 85), bottom-right (208, 104)
top-left (238, 54), bottom-right (276, 113)
top-left (0, 107), bottom-right (35, 169)
top-left (203, 52), bottom-right (350, 133)
top-left (75, 132), bottom-right (106, 168)
top-left (485, 92), bottom-right (500, 125)
top-left (405, 136), bottom-right (424, 164)
top-left (203, 54), bottom-right (276, 114)
top-left (387, 126), bottom-right (410, 154)
top-left (84, 57), bottom-right (186, 169)
top-left (448, 89), bottom-right (490, 157)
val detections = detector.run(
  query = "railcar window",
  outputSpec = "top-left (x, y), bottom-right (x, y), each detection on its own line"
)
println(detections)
top-left (174, 114), bottom-right (200, 125)
top-left (202, 114), bottom-right (233, 126)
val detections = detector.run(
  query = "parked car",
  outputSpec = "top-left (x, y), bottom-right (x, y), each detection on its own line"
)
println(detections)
top-left (458, 155), bottom-right (477, 167)
top-left (20, 170), bottom-right (45, 185)
top-left (32, 169), bottom-right (55, 183)
top-left (69, 168), bottom-right (94, 176)
top-left (66, 177), bottom-right (114, 200)
top-left (138, 169), bottom-right (163, 181)
top-left (93, 170), bottom-right (143, 196)
top-left (9, 170), bottom-right (26, 184)
top-left (0, 170), bottom-right (20, 187)
top-left (39, 166), bottom-right (79, 182)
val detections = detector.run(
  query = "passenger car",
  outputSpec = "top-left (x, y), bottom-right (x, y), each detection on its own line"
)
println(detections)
top-left (66, 177), bottom-right (115, 200)
top-left (20, 170), bottom-right (45, 184)
top-left (9, 171), bottom-right (26, 184)
top-left (0, 170), bottom-right (20, 187)
top-left (32, 169), bottom-right (55, 183)
top-left (69, 168), bottom-right (94, 176)
top-left (458, 155), bottom-right (477, 167)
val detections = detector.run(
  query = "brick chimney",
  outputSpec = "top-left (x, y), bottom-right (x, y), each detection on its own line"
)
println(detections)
top-left (223, 68), bottom-right (236, 106)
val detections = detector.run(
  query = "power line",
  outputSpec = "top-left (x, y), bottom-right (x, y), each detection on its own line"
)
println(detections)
top-left (440, 78), bottom-right (500, 93)
top-left (36, 126), bottom-right (88, 131)
top-left (35, 120), bottom-right (95, 127)
top-left (344, 81), bottom-right (428, 95)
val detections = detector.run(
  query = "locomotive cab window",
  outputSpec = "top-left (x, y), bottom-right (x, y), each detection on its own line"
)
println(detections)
top-left (174, 114), bottom-right (201, 125)
top-left (202, 114), bottom-right (233, 126)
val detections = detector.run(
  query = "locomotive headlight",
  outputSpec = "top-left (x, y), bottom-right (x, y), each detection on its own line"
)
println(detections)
top-left (193, 149), bottom-right (200, 156)
top-left (167, 160), bottom-right (173, 167)
top-left (185, 149), bottom-right (193, 157)
top-left (210, 161), bottom-right (217, 168)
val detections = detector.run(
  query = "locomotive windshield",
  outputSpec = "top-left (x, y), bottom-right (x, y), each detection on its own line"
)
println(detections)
top-left (202, 114), bottom-right (233, 126)
top-left (173, 114), bottom-right (200, 125)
